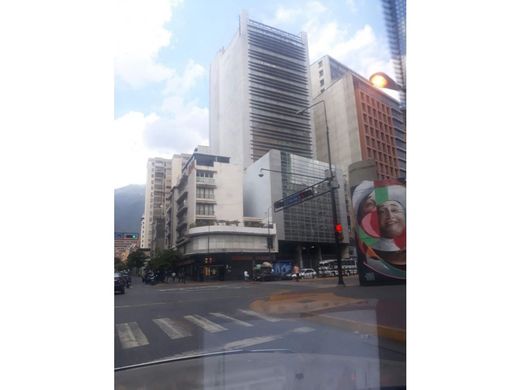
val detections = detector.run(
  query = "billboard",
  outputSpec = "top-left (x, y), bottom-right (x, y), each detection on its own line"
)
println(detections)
top-left (351, 179), bottom-right (406, 285)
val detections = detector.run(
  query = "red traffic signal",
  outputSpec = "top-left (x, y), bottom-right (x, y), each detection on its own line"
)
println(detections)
top-left (335, 224), bottom-right (343, 233)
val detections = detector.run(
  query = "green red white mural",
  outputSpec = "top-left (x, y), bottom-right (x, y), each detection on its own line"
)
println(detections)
top-left (352, 179), bottom-right (406, 284)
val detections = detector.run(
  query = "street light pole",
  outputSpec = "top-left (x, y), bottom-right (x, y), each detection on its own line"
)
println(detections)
top-left (296, 101), bottom-right (345, 286)
top-left (266, 206), bottom-right (272, 262)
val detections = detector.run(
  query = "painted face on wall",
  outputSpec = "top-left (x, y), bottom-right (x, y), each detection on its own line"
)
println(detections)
top-left (377, 200), bottom-right (405, 239)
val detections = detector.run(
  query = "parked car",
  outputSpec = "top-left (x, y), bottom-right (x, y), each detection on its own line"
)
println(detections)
top-left (291, 268), bottom-right (317, 279)
top-left (120, 271), bottom-right (132, 287)
top-left (142, 271), bottom-right (159, 285)
top-left (281, 271), bottom-right (294, 280)
top-left (342, 259), bottom-right (358, 276)
top-left (114, 272), bottom-right (125, 294)
top-left (301, 268), bottom-right (317, 279)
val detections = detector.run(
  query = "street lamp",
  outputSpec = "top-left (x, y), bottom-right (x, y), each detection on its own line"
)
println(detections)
top-left (296, 100), bottom-right (345, 286)
top-left (266, 206), bottom-right (273, 263)
top-left (368, 72), bottom-right (405, 92)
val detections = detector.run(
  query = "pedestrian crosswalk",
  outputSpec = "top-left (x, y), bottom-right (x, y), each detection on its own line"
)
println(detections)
top-left (184, 314), bottom-right (228, 333)
top-left (152, 318), bottom-right (191, 340)
top-left (116, 322), bottom-right (150, 349)
top-left (116, 309), bottom-right (300, 350)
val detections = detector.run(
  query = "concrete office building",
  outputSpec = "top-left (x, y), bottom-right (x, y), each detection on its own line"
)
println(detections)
top-left (142, 157), bottom-right (172, 250)
top-left (309, 55), bottom-right (406, 180)
top-left (244, 150), bottom-right (348, 270)
top-left (168, 146), bottom-right (277, 281)
top-left (209, 11), bottom-right (314, 169)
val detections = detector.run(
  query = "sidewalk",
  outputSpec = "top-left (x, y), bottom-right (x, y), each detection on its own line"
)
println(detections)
top-left (250, 282), bottom-right (406, 344)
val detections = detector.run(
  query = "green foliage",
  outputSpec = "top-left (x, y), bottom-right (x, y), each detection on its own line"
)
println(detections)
top-left (148, 249), bottom-right (184, 272)
top-left (114, 257), bottom-right (126, 272)
top-left (126, 249), bottom-right (147, 271)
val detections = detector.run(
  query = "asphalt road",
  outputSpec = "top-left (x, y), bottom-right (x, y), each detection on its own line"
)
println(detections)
top-left (115, 276), bottom-right (406, 385)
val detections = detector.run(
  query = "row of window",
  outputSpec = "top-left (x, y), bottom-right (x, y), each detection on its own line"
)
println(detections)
top-left (196, 187), bottom-right (215, 199)
top-left (366, 147), bottom-right (398, 166)
top-left (364, 125), bottom-right (394, 143)
top-left (361, 104), bottom-right (391, 123)
top-left (376, 163), bottom-right (398, 178)
top-left (365, 137), bottom-right (395, 154)
top-left (196, 170), bottom-right (214, 178)
top-left (196, 203), bottom-right (215, 216)
top-left (359, 92), bottom-right (392, 114)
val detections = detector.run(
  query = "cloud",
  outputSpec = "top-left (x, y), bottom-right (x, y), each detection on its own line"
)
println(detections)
top-left (163, 59), bottom-right (206, 96)
top-left (345, 0), bottom-right (359, 15)
top-left (114, 59), bottom-right (209, 187)
top-left (114, 97), bottom-right (208, 188)
top-left (144, 96), bottom-right (209, 153)
top-left (113, 111), bottom-right (165, 187)
top-left (115, 0), bottom-right (184, 88)
top-left (263, 1), bottom-right (394, 82)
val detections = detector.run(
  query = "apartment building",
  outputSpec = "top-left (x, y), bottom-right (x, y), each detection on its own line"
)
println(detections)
top-left (142, 157), bottom-right (172, 250)
top-left (168, 147), bottom-right (277, 281)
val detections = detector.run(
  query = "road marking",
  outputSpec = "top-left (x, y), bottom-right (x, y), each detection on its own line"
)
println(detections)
top-left (184, 315), bottom-right (228, 333)
top-left (222, 335), bottom-right (279, 349)
top-left (238, 309), bottom-right (281, 322)
top-left (116, 322), bottom-right (149, 349)
top-left (209, 312), bottom-right (253, 327)
top-left (153, 318), bottom-right (191, 340)
top-left (160, 285), bottom-right (252, 292)
top-left (292, 326), bottom-right (315, 333)
top-left (115, 302), bottom-right (168, 309)
top-left (221, 327), bottom-right (315, 350)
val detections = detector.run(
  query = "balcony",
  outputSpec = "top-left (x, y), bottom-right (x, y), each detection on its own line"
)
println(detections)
top-left (176, 201), bottom-right (188, 216)
top-left (195, 197), bottom-right (216, 204)
top-left (196, 177), bottom-right (216, 187)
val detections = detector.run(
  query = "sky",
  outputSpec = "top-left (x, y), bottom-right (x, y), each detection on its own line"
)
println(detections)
top-left (114, 0), bottom-right (398, 189)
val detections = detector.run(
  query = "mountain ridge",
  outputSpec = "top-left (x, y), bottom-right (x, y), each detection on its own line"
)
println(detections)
top-left (115, 184), bottom-right (146, 233)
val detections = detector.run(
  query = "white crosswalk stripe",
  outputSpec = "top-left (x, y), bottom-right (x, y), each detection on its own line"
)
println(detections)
top-left (116, 322), bottom-right (149, 349)
top-left (210, 312), bottom-right (253, 327)
top-left (184, 314), bottom-right (228, 333)
top-left (238, 309), bottom-right (281, 322)
top-left (153, 318), bottom-right (191, 340)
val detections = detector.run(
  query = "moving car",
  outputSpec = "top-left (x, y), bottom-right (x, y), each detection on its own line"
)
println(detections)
top-left (114, 272), bottom-right (125, 294)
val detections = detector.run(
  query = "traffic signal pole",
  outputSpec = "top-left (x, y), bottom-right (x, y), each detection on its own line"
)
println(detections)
top-left (295, 100), bottom-right (345, 286)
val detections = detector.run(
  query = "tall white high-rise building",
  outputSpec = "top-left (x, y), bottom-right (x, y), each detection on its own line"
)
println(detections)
top-left (142, 157), bottom-right (172, 249)
top-left (209, 11), bottom-right (314, 169)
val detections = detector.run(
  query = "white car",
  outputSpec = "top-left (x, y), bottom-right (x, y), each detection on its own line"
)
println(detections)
top-left (300, 268), bottom-right (317, 279)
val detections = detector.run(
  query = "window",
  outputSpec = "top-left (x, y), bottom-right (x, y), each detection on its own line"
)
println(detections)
top-left (320, 79), bottom-right (324, 86)
top-left (319, 70), bottom-right (323, 77)
top-left (196, 170), bottom-right (214, 178)
top-left (196, 203), bottom-right (214, 216)
top-left (318, 60), bottom-right (323, 67)
top-left (320, 88), bottom-right (325, 93)
top-left (196, 187), bottom-right (214, 199)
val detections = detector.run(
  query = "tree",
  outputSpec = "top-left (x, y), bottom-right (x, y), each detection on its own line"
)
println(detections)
top-left (114, 257), bottom-right (126, 272)
top-left (126, 249), bottom-right (147, 272)
top-left (148, 249), bottom-right (184, 275)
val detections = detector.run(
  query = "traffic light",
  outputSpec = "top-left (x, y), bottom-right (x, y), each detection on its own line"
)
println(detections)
top-left (335, 224), bottom-right (344, 241)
